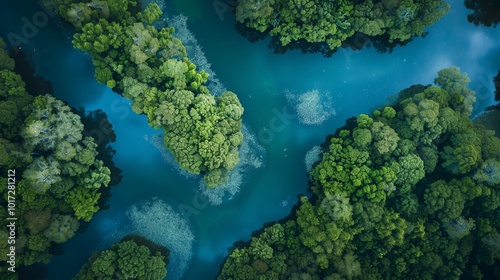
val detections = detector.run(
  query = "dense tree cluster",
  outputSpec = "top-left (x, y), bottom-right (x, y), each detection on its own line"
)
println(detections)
top-left (44, 0), bottom-right (245, 187)
top-left (0, 38), bottom-right (114, 277)
top-left (218, 67), bottom-right (500, 279)
top-left (74, 235), bottom-right (169, 280)
top-left (235, 0), bottom-right (449, 51)
top-left (465, 0), bottom-right (500, 27)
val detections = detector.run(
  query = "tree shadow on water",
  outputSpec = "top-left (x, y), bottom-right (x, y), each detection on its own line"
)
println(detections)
top-left (234, 21), bottom-right (338, 57)
top-left (234, 21), bottom-right (267, 43)
top-left (368, 32), bottom-right (422, 53)
top-left (465, 0), bottom-right (500, 27)
top-left (17, 264), bottom-right (47, 280)
top-left (234, 20), bottom-right (422, 57)
top-left (9, 49), bottom-right (54, 96)
top-left (74, 108), bottom-right (123, 213)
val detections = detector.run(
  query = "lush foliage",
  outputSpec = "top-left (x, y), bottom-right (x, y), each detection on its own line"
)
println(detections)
top-left (465, 0), bottom-right (500, 27)
top-left (73, 236), bottom-right (168, 280)
top-left (235, 0), bottom-right (449, 51)
top-left (45, 0), bottom-right (245, 187)
top-left (198, 125), bottom-right (265, 205)
top-left (218, 67), bottom-right (500, 279)
top-left (0, 38), bottom-right (114, 277)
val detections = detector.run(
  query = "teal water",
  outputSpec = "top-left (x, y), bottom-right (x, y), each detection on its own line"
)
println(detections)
top-left (1, 0), bottom-right (500, 279)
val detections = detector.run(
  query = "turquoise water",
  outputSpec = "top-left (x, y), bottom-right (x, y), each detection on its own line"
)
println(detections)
top-left (1, 0), bottom-right (500, 279)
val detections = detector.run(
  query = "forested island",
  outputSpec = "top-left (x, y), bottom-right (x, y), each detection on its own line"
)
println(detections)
top-left (0, 38), bottom-right (119, 278)
top-left (74, 235), bottom-right (169, 279)
top-left (218, 68), bottom-right (500, 279)
top-left (235, 0), bottom-right (450, 52)
top-left (43, 0), bottom-right (245, 187)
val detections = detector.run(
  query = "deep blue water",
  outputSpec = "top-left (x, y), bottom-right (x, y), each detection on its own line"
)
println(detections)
top-left (1, 0), bottom-right (500, 279)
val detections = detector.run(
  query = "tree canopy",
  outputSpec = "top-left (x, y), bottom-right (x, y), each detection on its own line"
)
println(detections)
top-left (0, 38), bottom-right (116, 278)
top-left (46, 0), bottom-right (245, 187)
top-left (73, 236), bottom-right (169, 280)
top-left (218, 67), bottom-right (500, 279)
top-left (235, 0), bottom-right (450, 51)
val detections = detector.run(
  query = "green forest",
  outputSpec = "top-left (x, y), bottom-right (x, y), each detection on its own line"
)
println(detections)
top-left (0, 38), bottom-right (117, 278)
top-left (218, 68), bottom-right (500, 279)
top-left (43, 0), bottom-right (245, 187)
top-left (0, 0), bottom-right (499, 279)
top-left (74, 235), bottom-right (169, 280)
top-left (235, 0), bottom-right (450, 50)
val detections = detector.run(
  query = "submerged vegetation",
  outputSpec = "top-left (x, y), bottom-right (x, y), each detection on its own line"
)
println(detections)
top-left (235, 0), bottom-right (450, 52)
top-left (305, 145), bottom-right (322, 172)
top-left (0, 38), bottom-right (117, 278)
top-left (44, 0), bottom-right (245, 187)
top-left (218, 67), bottom-right (500, 279)
top-left (286, 89), bottom-right (335, 125)
top-left (126, 198), bottom-right (194, 279)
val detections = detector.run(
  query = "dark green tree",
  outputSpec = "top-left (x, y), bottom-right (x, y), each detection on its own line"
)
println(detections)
top-left (74, 238), bottom-right (168, 280)
top-left (46, 0), bottom-right (245, 187)
top-left (235, 0), bottom-right (449, 52)
top-left (0, 37), bottom-right (116, 276)
top-left (218, 68), bottom-right (500, 279)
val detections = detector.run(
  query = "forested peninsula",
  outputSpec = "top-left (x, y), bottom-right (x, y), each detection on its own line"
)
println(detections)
top-left (235, 0), bottom-right (450, 51)
top-left (218, 67), bottom-right (500, 279)
top-left (0, 38), bottom-right (118, 278)
top-left (43, 0), bottom-right (245, 187)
